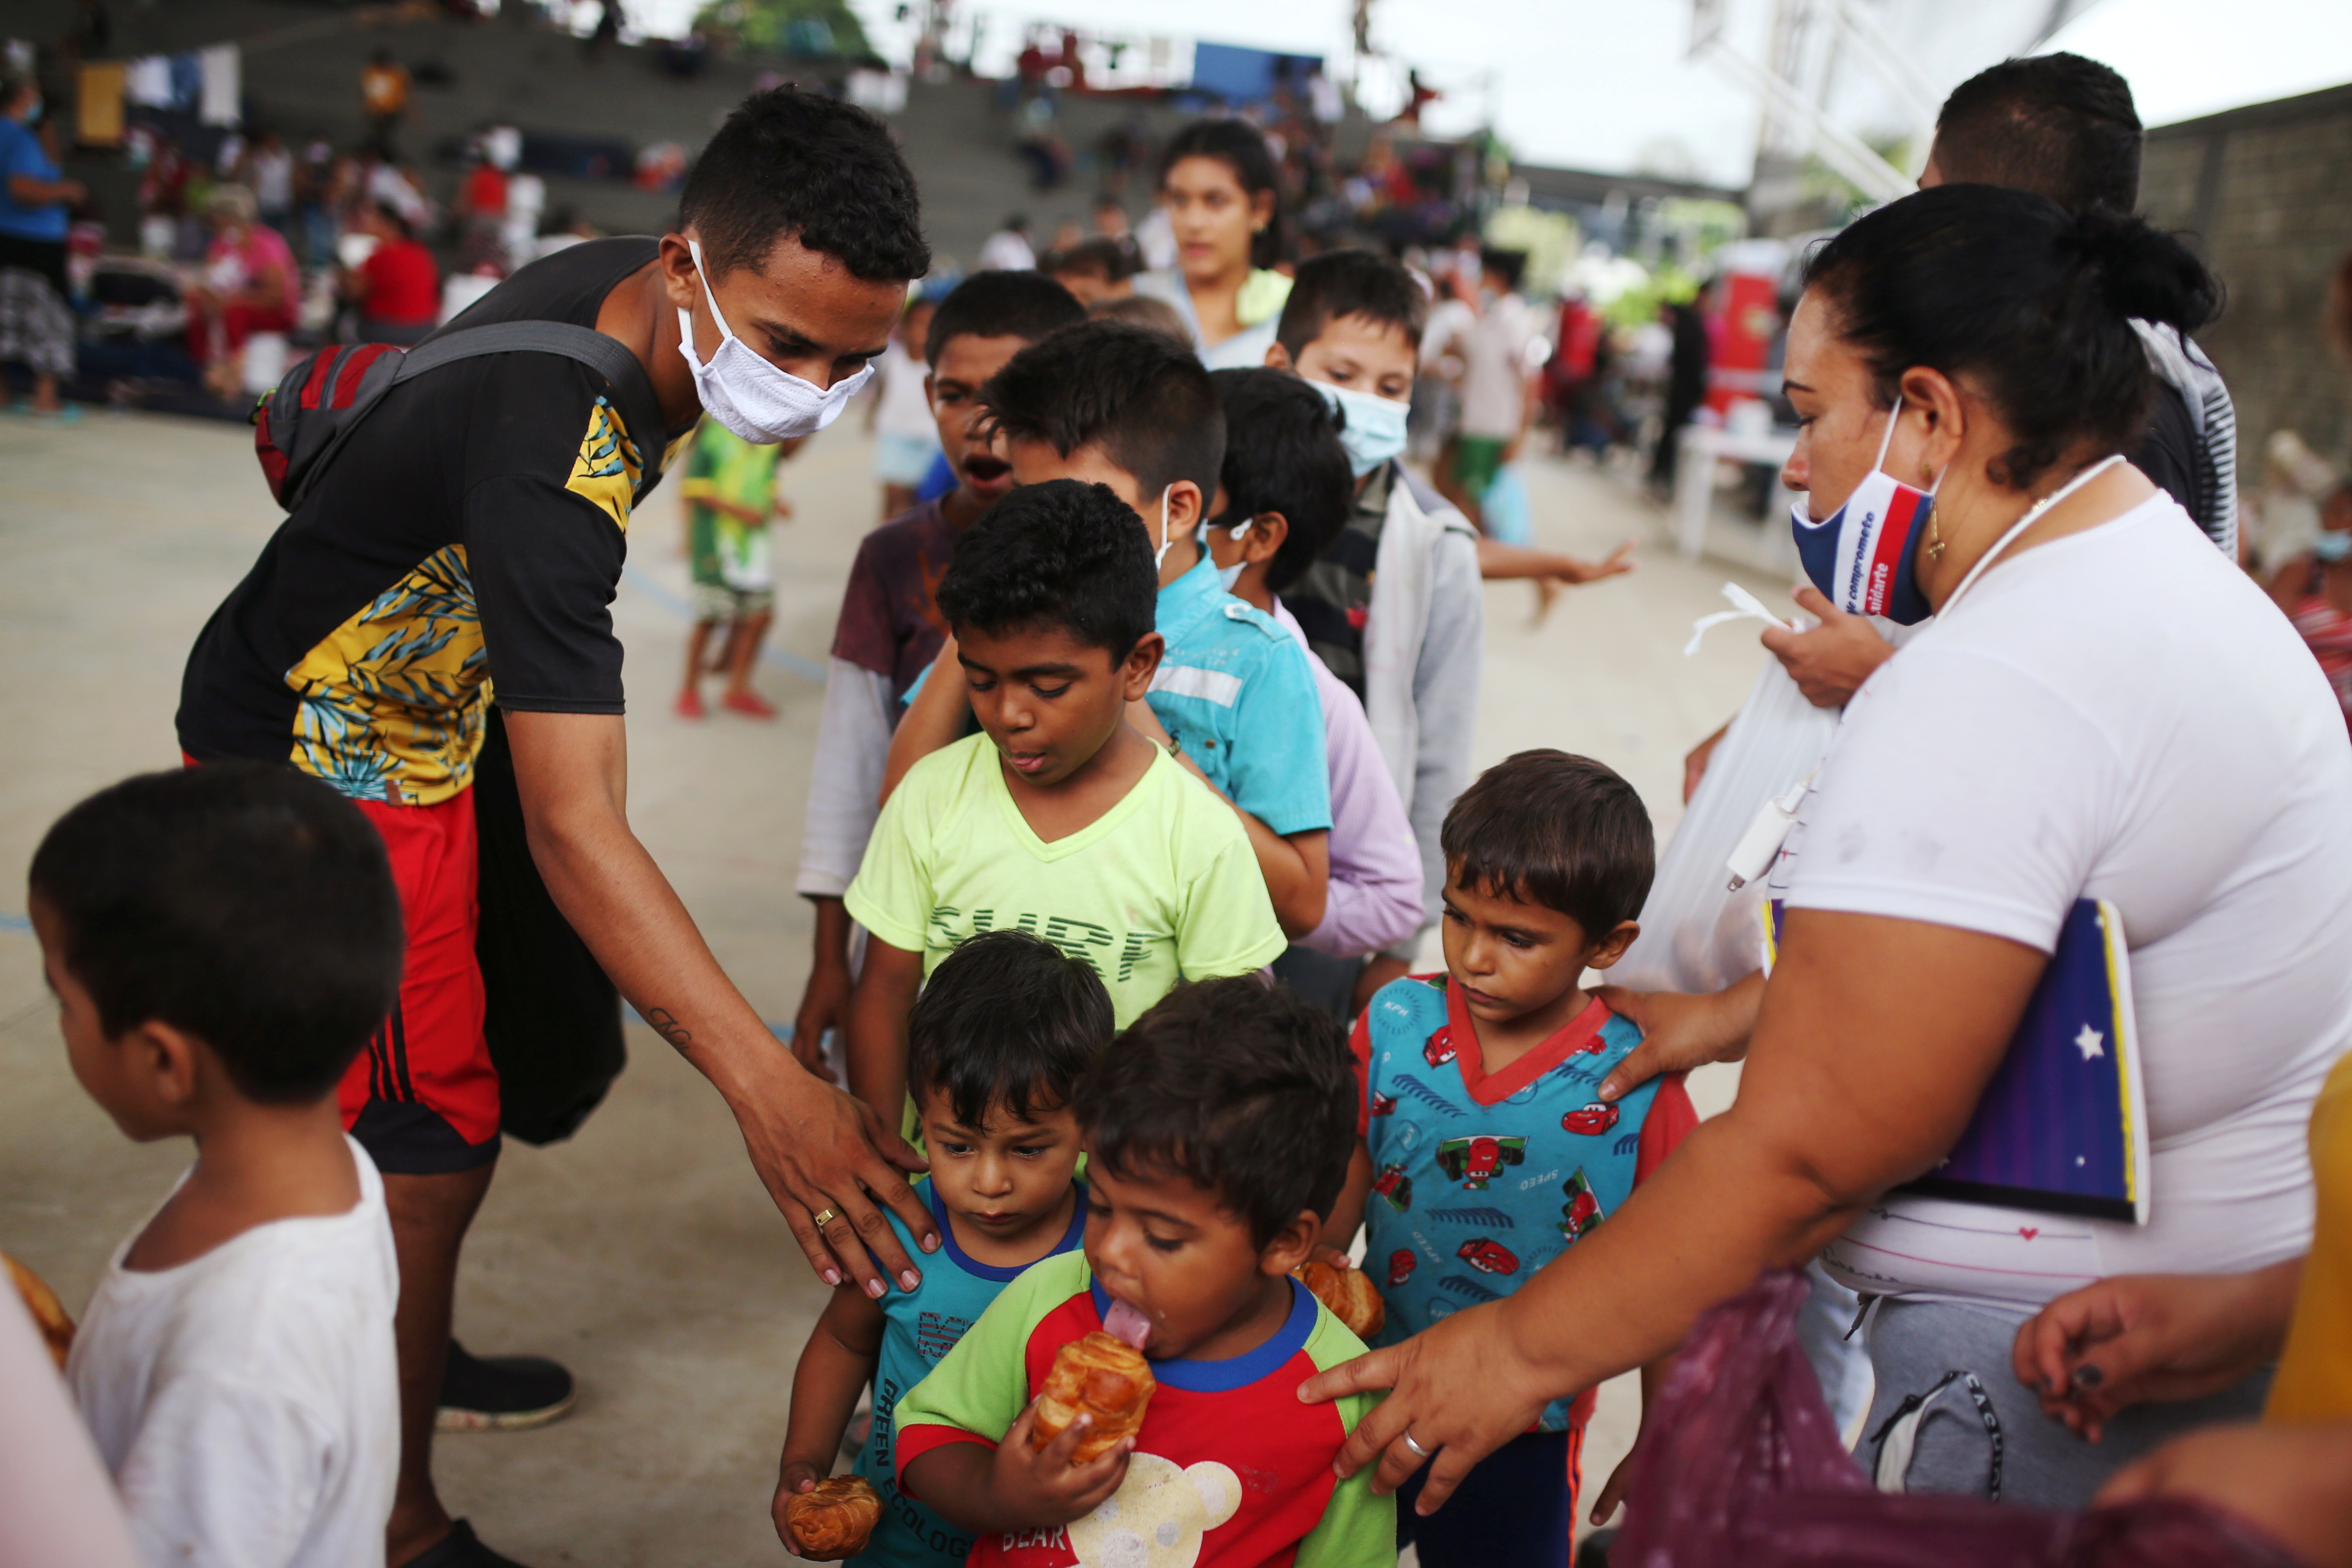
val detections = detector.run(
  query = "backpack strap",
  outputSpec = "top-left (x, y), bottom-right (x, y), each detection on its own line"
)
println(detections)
top-left (391, 320), bottom-right (674, 503)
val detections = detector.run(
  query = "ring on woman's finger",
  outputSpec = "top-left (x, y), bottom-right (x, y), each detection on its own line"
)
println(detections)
top-left (1400, 1431), bottom-right (1433, 1460)
top-left (810, 1207), bottom-right (839, 1229)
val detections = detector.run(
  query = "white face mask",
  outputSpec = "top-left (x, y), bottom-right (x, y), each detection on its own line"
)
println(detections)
top-left (1153, 485), bottom-right (1178, 570)
top-left (676, 238), bottom-right (875, 444)
top-left (1214, 516), bottom-right (1253, 592)
top-left (1310, 380), bottom-right (1411, 478)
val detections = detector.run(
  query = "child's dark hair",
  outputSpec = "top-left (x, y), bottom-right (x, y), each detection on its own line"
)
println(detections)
top-left (1935, 52), bottom-right (2141, 214)
top-left (1159, 119), bottom-right (1285, 271)
top-left (1049, 238), bottom-right (1132, 285)
top-left (934, 478), bottom-right (1158, 661)
top-left (908, 931), bottom-right (1112, 1127)
top-left (981, 320), bottom-right (1225, 503)
top-left (28, 764), bottom-right (404, 1104)
top-left (923, 269), bottom-right (1086, 367)
top-left (1276, 248), bottom-right (1428, 358)
top-left (1207, 368), bottom-right (1353, 593)
top-left (1478, 246), bottom-right (1528, 294)
top-left (679, 86), bottom-right (930, 283)
top-left (1075, 977), bottom-right (1355, 1249)
top-left (1441, 750), bottom-right (1654, 937)
top-left (1802, 184), bottom-right (2217, 493)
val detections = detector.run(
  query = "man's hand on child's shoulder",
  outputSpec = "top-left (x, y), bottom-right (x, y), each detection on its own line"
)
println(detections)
top-left (993, 1397), bottom-right (1133, 1527)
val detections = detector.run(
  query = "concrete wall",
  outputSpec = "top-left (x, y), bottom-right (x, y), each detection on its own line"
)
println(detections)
top-left (2141, 81), bottom-right (2352, 473)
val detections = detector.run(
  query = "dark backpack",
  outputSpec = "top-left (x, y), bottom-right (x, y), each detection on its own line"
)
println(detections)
top-left (251, 320), bottom-right (670, 513)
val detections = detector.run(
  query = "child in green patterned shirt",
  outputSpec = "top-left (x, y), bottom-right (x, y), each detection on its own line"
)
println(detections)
top-left (677, 417), bottom-right (802, 720)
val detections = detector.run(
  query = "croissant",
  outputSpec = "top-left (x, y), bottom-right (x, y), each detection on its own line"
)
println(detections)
top-left (5, 1252), bottom-right (74, 1371)
top-left (1295, 1257), bottom-right (1386, 1340)
top-left (781, 1474), bottom-right (881, 1561)
top-left (1031, 1331), bottom-right (1154, 1461)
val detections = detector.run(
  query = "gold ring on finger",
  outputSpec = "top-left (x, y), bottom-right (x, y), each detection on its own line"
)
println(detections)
top-left (811, 1207), bottom-right (839, 1229)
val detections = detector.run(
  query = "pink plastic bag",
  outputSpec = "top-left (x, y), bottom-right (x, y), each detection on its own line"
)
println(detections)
top-left (1612, 1272), bottom-right (2312, 1568)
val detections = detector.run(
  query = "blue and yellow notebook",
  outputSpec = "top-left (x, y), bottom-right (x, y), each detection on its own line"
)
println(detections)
top-left (1764, 897), bottom-right (2149, 1223)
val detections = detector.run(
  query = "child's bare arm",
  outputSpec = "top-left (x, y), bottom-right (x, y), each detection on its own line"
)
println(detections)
top-left (881, 637), bottom-right (968, 806)
top-left (1589, 1354), bottom-right (1676, 1527)
top-left (1123, 699), bottom-right (1329, 935)
top-left (904, 1403), bottom-right (1130, 1536)
top-left (774, 1287), bottom-right (887, 1521)
top-left (845, 939), bottom-right (925, 1137)
top-left (1318, 1142), bottom-right (1373, 1257)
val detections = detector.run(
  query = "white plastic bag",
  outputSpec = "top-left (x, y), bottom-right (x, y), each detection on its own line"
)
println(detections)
top-left (1616, 653), bottom-right (1838, 994)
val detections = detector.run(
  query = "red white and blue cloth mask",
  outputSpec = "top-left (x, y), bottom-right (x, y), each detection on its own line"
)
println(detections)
top-left (1791, 397), bottom-right (1939, 626)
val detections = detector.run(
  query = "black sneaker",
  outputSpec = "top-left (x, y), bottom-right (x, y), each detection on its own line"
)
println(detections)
top-left (436, 1340), bottom-right (577, 1432)
top-left (401, 1519), bottom-right (529, 1568)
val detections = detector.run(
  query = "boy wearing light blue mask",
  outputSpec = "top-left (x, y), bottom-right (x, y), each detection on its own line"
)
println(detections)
top-left (1269, 249), bottom-right (1486, 1008)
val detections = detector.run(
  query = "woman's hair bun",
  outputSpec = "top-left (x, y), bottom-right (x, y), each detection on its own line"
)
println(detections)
top-left (2065, 206), bottom-right (2222, 334)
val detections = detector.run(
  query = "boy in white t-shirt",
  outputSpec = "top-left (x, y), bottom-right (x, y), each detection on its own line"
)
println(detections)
top-left (31, 764), bottom-right (404, 1568)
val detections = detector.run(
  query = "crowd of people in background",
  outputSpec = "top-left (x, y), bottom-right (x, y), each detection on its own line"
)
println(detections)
top-left (8, 25), bottom-right (2352, 1568)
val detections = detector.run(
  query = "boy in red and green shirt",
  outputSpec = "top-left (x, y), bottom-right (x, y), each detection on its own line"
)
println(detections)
top-left (894, 978), bottom-right (1393, 1568)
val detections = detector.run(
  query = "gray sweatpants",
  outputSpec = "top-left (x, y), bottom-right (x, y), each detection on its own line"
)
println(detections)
top-left (1860, 1295), bottom-right (2273, 1510)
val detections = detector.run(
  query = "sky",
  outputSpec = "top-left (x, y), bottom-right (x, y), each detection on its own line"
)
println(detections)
top-left (632, 0), bottom-right (2352, 188)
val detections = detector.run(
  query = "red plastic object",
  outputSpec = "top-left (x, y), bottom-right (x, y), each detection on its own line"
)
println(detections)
top-left (1613, 1271), bottom-right (2313, 1568)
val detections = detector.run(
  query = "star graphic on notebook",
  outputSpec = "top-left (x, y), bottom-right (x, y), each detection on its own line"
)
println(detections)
top-left (2075, 1025), bottom-right (2106, 1061)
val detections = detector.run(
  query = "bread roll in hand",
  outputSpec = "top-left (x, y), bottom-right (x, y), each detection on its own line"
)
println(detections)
top-left (1294, 1257), bottom-right (1386, 1340)
top-left (4, 1252), bottom-right (74, 1370)
top-left (781, 1474), bottom-right (881, 1560)
top-left (1031, 1331), bottom-right (1154, 1461)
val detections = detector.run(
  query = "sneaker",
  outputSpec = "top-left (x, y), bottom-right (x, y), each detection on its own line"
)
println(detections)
top-left (436, 1341), bottom-right (576, 1432)
top-left (721, 688), bottom-right (778, 720)
top-left (675, 687), bottom-right (705, 719)
top-left (400, 1519), bottom-right (529, 1568)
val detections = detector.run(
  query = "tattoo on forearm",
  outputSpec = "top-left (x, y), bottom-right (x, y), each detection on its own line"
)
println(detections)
top-left (647, 1008), bottom-right (692, 1053)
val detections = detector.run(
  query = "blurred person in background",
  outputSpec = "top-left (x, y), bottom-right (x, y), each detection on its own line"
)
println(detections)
top-left (678, 419), bottom-right (798, 720)
top-left (2267, 480), bottom-right (2352, 738)
top-left (977, 211), bottom-right (1033, 271)
top-left (0, 69), bottom-right (83, 419)
top-left (237, 128), bottom-right (295, 242)
top-left (1645, 292), bottom-right (1712, 499)
top-left (342, 200), bottom-right (440, 346)
top-left (361, 49), bottom-right (411, 159)
top-left (184, 183), bottom-right (296, 400)
top-left (1045, 237), bottom-right (1131, 306)
top-left (1091, 195), bottom-right (1141, 273)
top-left (1133, 119), bottom-right (1293, 370)
top-left (869, 291), bottom-right (939, 518)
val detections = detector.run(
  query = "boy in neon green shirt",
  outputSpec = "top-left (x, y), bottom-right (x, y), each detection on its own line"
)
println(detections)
top-left (844, 479), bottom-right (1286, 1128)
top-left (893, 976), bottom-right (1392, 1568)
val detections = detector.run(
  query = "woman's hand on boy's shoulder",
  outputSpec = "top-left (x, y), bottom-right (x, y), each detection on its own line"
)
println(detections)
top-left (989, 1399), bottom-right (1133, 1529)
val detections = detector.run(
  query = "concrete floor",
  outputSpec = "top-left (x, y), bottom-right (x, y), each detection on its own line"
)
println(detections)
top-left (0, 408), bottom-right (1784, 1565)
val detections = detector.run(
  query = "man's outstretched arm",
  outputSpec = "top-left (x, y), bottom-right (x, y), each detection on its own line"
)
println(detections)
top-left (503, 710), bottom-right (937, 1297)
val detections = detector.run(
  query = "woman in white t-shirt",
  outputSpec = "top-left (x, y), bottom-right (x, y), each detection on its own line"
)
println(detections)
top-left (1297, 185), bottom-right (2352, 1514)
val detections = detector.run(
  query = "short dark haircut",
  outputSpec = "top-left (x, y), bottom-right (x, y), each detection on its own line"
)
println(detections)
top-left (1208, 368), bottom-right (1353, 593)
top-left (981, 320), bottom-right (1226, 503)
top-left (370, 198), bottom-right (413, 240)
top-left (1442, 750), bottom-right (1654, 937)
top-left (1049, 238), bottom-right (1132, 284)
top-left (29, 764), bottom-right (405, 1105)
top-left (679, 86), bottom-right (930, 283)
top-left (924, 269), bottom-right (1086, 367)
top-left (1089, 293), bottom-right (1191, 345)
top-left (1159, 119), bottom-right (1285, 271)
top-left (1804, 184), bottom-right (2218, 491)
top-left (907, 931), bottom-right (1112, 1127)
top-left (1479, 246), bottom-right (1528, 293)
top-left (1936, 53), bottom-right (2142, 213)
top-left (1076, 977), bottom-right (1355, 1249)
top-left (934, 478), bottom-right (1158, 661)
top-left (1276, 248), bottom-right (1428, 357)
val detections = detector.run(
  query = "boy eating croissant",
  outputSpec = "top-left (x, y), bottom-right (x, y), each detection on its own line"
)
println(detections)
top-left (892, 978), bottom-right (1393, 1567)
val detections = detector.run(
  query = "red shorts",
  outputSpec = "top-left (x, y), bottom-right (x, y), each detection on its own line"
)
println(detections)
top-left (344, 790), bottom-right (502, 1173)
top-left (181, 757), bottom-right (501, 1171)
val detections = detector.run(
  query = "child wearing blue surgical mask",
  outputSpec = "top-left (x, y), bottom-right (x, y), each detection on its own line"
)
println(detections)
top-left (2270, 481), bottom-right (2352, 738)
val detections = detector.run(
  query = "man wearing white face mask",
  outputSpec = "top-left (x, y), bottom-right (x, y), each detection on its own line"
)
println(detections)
top-left (176, 88), bottom-right (938, 1568)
